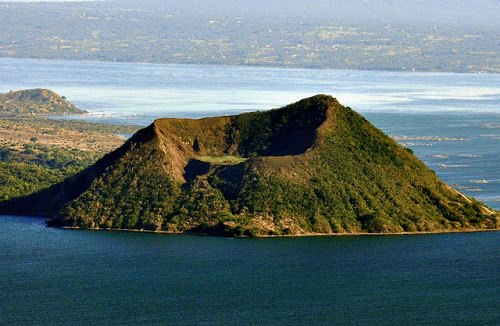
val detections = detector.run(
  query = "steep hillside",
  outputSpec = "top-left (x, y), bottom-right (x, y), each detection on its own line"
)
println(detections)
top-left (0, 89), bottom-right (86, 116)
top-left (1, 95), bottom-right (497, 236)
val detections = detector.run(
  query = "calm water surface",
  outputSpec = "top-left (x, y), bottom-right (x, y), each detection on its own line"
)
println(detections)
top-left (0, 216), bottom-right (498, 325)
top-left (0, 57), bottom-right (498, 120)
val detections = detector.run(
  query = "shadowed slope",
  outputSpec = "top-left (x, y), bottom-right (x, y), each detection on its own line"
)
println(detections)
top-left (1, 95), bottom-right (497, 236)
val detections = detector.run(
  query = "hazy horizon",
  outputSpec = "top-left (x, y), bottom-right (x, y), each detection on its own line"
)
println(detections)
top-left (1, 0), bottom-right (499, 27)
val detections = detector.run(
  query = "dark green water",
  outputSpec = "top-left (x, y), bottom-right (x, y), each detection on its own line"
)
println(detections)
top-left (1, 216), bottom-right (498, 325)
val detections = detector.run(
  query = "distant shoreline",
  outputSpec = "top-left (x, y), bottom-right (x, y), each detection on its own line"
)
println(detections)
top-left (1, 56), bottom-right (497, 75)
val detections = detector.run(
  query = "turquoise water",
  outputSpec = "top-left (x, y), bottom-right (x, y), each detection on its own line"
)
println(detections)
top-left (0, 216), bottom-right (498, 325)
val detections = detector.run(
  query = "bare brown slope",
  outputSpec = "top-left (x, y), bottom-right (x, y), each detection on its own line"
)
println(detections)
top-left (144, 94), bottom-right (332, 181)
top-left (151, 116), bottom-right (232, 181)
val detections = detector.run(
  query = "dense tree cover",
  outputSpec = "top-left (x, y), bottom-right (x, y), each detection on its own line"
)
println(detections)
top-left (7, 95), bottom-right (497, 236)
top-left (0, 162), bottom-right (65, 202)
top-left (169, 177), bottom-right (239, 230)
top-left (53, 145), bottom-right (178, 231)
top-left (0, 144), bottom-right (100, 201)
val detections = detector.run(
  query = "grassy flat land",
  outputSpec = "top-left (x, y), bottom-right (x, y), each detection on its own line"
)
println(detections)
top-left (0, 118), bottom-right (138, 153)
top-left (197, 155), bottom-right (248, 165)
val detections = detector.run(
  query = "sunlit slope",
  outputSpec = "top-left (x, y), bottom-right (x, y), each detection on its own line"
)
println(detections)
top-left (2, 95), bottom-right (496, 236)
top-left (0, 89), bottom-right (86, 116)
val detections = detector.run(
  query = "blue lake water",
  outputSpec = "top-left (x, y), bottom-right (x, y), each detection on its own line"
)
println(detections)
top-left (1, 58), bottom-right (498, 120)
top-left (0, 216), bottom-right (498, 325)
top-left (0, 58), bottom-right (499, 324)
top-left (1, 57), bottom-right (498, 208)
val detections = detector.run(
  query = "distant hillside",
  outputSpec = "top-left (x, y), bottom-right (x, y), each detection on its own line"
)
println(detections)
top-left (1, 95), bottom-right (497, 236)
top-left (0, 89), bottom-right (86, 116)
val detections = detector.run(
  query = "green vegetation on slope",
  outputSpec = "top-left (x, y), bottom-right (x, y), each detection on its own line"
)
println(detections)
top-left (223, 101), bottom-right (494, 234)
top-left (226, 96), bottom-right (326, 156)
top-left (53, 145), bottom-right (178, 230)
top-left (2, 95), bottom-right (497, 236)
top-left (0, 143), bottom-right (100, 201)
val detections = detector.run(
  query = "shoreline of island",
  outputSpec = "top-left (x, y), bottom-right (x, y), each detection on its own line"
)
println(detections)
top-left (58, 225), bottom-right (500, 238)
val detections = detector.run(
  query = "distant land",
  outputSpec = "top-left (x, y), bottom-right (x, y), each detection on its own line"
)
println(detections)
top-left (1, 95), bottom-right (497, 236)
top-left (0, 89), bottom-right (86, 116)
top-left (0, 1), bottom-right (498, 73)
top-left (0, 89), bottom-right (139, 202)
